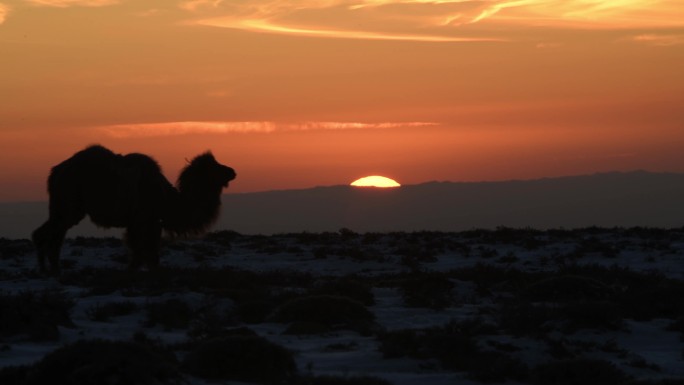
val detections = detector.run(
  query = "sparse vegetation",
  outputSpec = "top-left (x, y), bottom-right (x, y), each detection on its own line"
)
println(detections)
top-left (269, 295), bottom-right (376, 334)
top-left (87, 301), bottom-right (138, 322)
top-left (144, 298), bottom-right (193, 330)
top-left (23, 339), bottom-right (183, 385)
top-left (297, 375), bottom-right (392, 385)
top-left (397, 271), bottom-right (455, 309)
top-left (531, 358), bottom-right (629, 385)
top-left (377, 318), bottom-right (527, 382)
top-left (2, 229), bottom-right (684, 383)
top-left (0, 290), bottom-right (73, 341)
top-left (182, 335), bottom-right (297, 383)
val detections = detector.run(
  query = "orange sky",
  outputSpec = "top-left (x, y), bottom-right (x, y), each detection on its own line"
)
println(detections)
top-left (1, 0), bottom-right (683, 201)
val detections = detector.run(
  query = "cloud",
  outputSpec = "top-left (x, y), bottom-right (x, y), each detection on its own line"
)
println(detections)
top-left (183, 0), bottom-right (684, 42)
top-left (631, 33), bottom-right (684, 46)
top-left (0, 3), bottom-right (9, 24)
top-left (197, 17), bottom-right (500, 42)
top-left (23, 0), bottom-right (119, 7)
top-left (99, 121), bottom-right (438, 138)
top-left (179, 0), bottom-right (223, 12)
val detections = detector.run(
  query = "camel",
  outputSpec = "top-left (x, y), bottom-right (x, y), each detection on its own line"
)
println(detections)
top-left (32, 145), bottom-right (236, 273)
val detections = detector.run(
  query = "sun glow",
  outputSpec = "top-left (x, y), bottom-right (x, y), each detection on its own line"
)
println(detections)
top-left (350, 176), bottom-right (401, 188)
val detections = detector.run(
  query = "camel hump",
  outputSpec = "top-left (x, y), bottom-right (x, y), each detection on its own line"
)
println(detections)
top-left (48, 145), bottom-right (171, 209)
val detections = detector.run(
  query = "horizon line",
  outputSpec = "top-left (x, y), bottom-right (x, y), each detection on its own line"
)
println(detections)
top-left (1, 169), bottom-right (679, 204)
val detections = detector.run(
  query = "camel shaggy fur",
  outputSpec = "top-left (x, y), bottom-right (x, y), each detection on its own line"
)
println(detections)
top-left (32, 145), bottom-right (236, 273)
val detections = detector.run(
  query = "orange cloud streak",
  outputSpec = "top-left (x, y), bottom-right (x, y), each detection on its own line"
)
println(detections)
top-left (100, 121), bottom-right (439, 138)
top-left (195, 17), bottom-right (503, 42)
top-left (0, 3), bottom-right (9, 24)
top-left (631, 33), bottom-right (684, 46)
top-left (24, 0), bottom-right (119, 7)
top-left (185, 0), bottom-right (684, 43)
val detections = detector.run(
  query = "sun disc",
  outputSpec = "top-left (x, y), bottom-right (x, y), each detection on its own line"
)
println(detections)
top-left (350, 175), bottom-right (401, 188)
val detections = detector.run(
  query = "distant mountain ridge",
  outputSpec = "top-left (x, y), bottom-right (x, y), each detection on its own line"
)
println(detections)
top-left (215, 171), bottom-right (684, 234)
top-left (2, 171), bottom-right (683, 239)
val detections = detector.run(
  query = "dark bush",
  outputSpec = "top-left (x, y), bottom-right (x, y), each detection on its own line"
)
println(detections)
top-left (311, 278), bottom-right (374, 306)
top-left (377, 319), bottom-right (527, 382)
top-left (283, 321), bottom-right (333, 335)
top-left (557, 265), bottom-right (684, 320)
top-left (0, 290), bottom-right (73, 341)
top-left (500, 300), bottom-right (623, 336)
top-left (144, 298), bottom-right (193, 330)
top-left (24, 339), bottom-right (183, 385)
top-left (619, 277), bottom-right (684, 321)
top-left (237, 299), bottom-right (277, 324)
top-left (531, 358), bottom-right (629, 385)
top-left (448, 264), bottom-right (541, 297)
top-left (87, 301), bottom-right (138, 322)
top-left (465, 350), bottom-right (529, 383)
top-left (182, 335), bottom-right (296, 384)
top-left (378, 329), bottom-right (425, 359)
top-left (269, 295), bottom-right (376, 334)
top-left (0, 239), bottom-right (33, 259)
top-left (499, 302), bottom-right (556, 336)
top-left (398, 272), bottom-right (454, 310)
top-left (521, 275), bottom-right (615, 302)
top-left (666, 317), bottom-right (684, 336)
top-left (204, 230), bottom-right (240, 247)
top-left (630, 380), bottom-right (684, 385)
top-left (558, 300), bottom-right (623, 333)
top-left (0, 365), bottom-right (29, 385)
top-left (297, 375), bottom-right (392, 385)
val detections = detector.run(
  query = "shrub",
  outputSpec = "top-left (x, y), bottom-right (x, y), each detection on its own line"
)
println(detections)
top-left (86, 301), bottom-right (138, 322)
top-left (144, 298), bottom-right (193, 330)
top-left (237, 299), bottom-right (277, 324)
top-left (311, 278), bottom-right (375, 306)
top-left (521, 275), bottom-right (615, 302)
top-left (398, 272), bottom-right (454, 310)
top-left (0, 239), bottom-right (33, 260)
top-left (465, 350), bottom-right (529, 383)
top-left (0, 365), bottom-right (29, 385)
top-left (182, 335), bottom-right (296, 384)
top-left (377, 320), bottom-right (527, 382)
top-left (630, 380), bottom-right (684, 385)
top-left (297, 375), bottom-right (392, 385)
top-left (204, 230), bottom-right (240, 247)
top-left (531, 358), bottom-right (629, 385)
top-left (499, 301), bottom-right (555, 336)
top-left (0, 290), bottom-right (73, 341)
top-left (558, 300), bottom-right (623, 333)
top-left (24, 339), bottom-right (183, 385)
top-left (269, 295), bottom-right (376, 334)
top-left (499, 299), bottom-right (623, 336)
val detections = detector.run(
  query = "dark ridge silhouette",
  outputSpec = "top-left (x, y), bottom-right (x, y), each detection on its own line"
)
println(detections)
top-left (215, 171), bottom-right (684, 234)
top-left (32, 145), bottom-right (236, 273)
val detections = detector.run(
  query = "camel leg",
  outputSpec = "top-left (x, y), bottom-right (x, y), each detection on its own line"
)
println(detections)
top-left (125, 221), bottom-right (162, 270)
top-left (32, 219), bottom-right (76, 274)
top-left (33, 198), bottom-right (85, 274)
top-left (32, 221), bottom-right (53, 273)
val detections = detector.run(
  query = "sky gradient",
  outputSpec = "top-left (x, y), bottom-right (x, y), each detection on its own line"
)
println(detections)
top-left (1, 0), bottom-right (683, 201)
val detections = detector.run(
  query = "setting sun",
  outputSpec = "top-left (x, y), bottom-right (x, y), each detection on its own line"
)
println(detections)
top-left (350, 176), bottom-right (401, 188)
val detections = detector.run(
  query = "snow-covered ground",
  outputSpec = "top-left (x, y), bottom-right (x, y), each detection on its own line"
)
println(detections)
top-left (1, 228), bottom-right (684, 384)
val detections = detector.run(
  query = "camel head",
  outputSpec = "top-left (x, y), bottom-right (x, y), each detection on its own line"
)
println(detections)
top-left (179, 151), bottom-right (236, 192)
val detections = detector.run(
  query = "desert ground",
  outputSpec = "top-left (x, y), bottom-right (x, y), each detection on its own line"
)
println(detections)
top-left (1, 227), bottom-right (684, 384)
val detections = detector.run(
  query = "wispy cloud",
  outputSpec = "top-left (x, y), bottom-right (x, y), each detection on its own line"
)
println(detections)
top-left (100, 121), bottom-right (438, 138)
top-left (24, 0), bottom-right (119, 7)
top-left (179, 0), bottom-right (223, 12)
top-left (183, 0), bottom-right (684, 42)
top-left (196, 17), bottom-right (500, 42)
top-left (631, 33), bottom-right (684, 46)
top-left (0, 3), bottom-right (9, 24)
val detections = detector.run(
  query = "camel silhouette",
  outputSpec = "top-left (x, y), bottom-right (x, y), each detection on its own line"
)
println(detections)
top-left (32, 145), bottom-right (236, 273)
